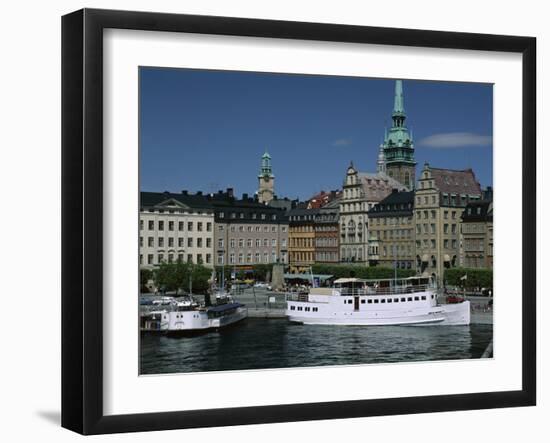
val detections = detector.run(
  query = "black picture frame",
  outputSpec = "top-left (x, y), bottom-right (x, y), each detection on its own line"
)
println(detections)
top-left (61, 8), bottom-right (536, 435)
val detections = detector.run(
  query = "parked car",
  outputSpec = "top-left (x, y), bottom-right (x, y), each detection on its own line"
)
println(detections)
top-left (446, 295), bottom-right (465, 304)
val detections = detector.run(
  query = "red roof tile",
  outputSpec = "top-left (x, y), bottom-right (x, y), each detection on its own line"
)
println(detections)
top-left (429, 168), bottom-right (482, 195)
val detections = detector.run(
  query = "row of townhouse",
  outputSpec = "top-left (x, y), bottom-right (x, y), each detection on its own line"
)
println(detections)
top-left (286, 163), bottom-right (492, 283)
top-left (139, 189), bottom-right (289, 270)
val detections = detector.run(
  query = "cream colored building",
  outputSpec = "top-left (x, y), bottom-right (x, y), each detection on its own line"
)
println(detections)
top-left (367, 190), bottom-right (415, 270)
top-left (414, 164), bottom-right (482, 283)
top-left (339, 163), bottom-right (407, 265)
top-left (139, 192), bottom-right (215, 268)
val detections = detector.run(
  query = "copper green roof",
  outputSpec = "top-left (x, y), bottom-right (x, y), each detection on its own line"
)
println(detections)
top-left (259, 150), bottom-right (274, 178)
top-left (382, 80), bottom-right (415, 166)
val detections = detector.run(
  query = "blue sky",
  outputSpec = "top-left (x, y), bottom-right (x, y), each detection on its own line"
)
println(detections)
top-left (140, 68), bottom-right (492, 200)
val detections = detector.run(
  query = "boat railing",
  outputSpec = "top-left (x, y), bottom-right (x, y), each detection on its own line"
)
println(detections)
top-left (285, 284), bottom-right (434, 301)
top-left (339, 284), bottom-right (433, 296)
top-left (285, 293), bottom-right (310, 302)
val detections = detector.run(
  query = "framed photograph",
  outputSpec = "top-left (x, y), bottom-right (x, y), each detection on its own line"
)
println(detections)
top-left (62, 8), bottom-right (536, 435)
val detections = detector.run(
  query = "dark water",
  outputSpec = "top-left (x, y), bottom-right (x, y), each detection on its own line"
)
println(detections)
top-left (140, 319), bottom-right (493, 375)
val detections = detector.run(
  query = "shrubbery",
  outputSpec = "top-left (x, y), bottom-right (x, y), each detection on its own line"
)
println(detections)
top-left (213, 264), bottom-right (274, 282)
top-left (444, 267), bottom-right (492, 290)
top-left (153, 261), bottom-right (212, 294)
top-left (140, 268), bottom-right (153, 293)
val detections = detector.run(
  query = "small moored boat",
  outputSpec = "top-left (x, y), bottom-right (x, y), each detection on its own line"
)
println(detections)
top-left (140, 295), bottom-right (248, 335)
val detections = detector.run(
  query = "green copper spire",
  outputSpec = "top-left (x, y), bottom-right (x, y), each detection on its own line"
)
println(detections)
top-left (259, 151), bottom-right (274, 178)
top-left (393, 79), bottom-right (405, 115)
top-left (383, 80), bottom-right (412, 147)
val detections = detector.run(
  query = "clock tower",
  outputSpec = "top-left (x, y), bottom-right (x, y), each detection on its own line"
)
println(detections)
top-left (258, 151), bottom-right (275, 204)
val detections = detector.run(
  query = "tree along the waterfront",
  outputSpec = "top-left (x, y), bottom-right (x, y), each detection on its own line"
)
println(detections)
top-left (214, 264), bottom-right (273, 283)
top-left (140, 268), bottom-right (153, 293)
top-left (153, 261), bottom-right (212, 295)
top-left (444, 267), bottom-right (492, 291)
top-left (311, 264), bottom-right (416, 280)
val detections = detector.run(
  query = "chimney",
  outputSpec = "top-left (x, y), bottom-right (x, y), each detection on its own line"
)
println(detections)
top-left (196, 191), bottom-right (202, 196)
top-left (226, 188), bottom-right (234, 198)
top-left (242, 193), bottom-right (248, 200)
top-left (181, 190), bottom-right (188, 195)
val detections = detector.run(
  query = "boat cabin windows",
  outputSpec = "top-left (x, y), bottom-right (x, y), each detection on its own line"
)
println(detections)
top-left (312, 307), bottom-right (318, 312)
top-left (361, 299), bottom-right (366, 304)
top-left (407, 297), bottom-right (413, 301)
top-left (421, 296), bottom-right (427, 301)
top-left (381, 299), bottom-right (386, 303)
top-left (297, 306), bottom-right (303, 311)
top-left (368, 299), bottom-right (373, 304)
top-left (374, 299), bottom-right (379, 304)
top-left (414, 296), bottom-right (419, 301)
top-left (334, 276), bottom-right (435, 296)
top-left (387, 298), bottom-right (392, 303)
top-left (401, 297), bottom-right (406, 302)
top-left (290, 306), bottom-right (296, 311)
top-left (393, 298), bottom-right (399, 303)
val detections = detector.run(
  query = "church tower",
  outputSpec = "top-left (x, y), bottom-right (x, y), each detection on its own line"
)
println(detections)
top-left (382, 80), bottom-right (416, 190)
top-left (257, 151), bottom-right (275, 204)
top-left (377, 134), bottom-right (386, 174)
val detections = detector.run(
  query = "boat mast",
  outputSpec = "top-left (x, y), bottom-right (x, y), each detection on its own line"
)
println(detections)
top-left (221, 260), bottom-right (225, 294)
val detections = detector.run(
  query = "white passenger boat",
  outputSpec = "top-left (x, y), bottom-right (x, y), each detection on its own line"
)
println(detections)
top-left (140, 295), bottom-right (248, 334)
top-left (285, 276), bottom-right (470, 326)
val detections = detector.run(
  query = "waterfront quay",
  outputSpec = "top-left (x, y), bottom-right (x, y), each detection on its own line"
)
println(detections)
top-left (141, 288), bottom-right (492, 324)
top-left (139, 287), bottom-right (493, 374)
